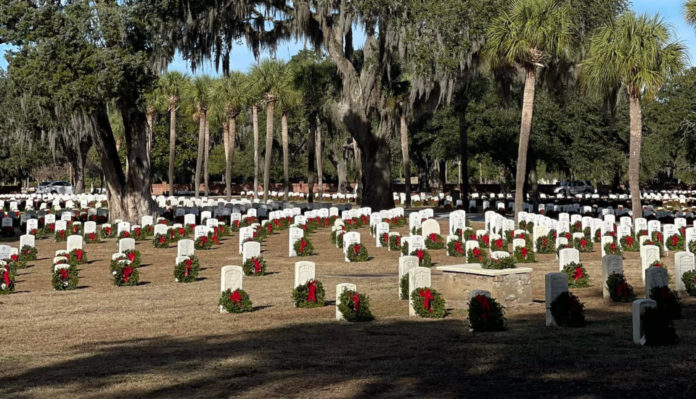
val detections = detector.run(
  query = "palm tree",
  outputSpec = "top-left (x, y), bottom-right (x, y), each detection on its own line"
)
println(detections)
top-left (277, 83), bottom-right (301, 201)
top-left (157, 72), bottom-right (189, 197)
top-left (485, 0), bottom-right (574, 223)
top-left (213, 72), bottom-right (249, 200)
top-left (584, 13), bottom-right (685, 218)
top-left (190, 76), bottom-right (213, 198)
top-left (251, 59), bottom-right (287, 202)
top-left (687, 0), bottom-right (696, 24)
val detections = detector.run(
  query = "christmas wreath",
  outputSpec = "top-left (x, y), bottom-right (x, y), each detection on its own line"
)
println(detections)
top-left (68, 248), bottom-right (87, 266)
top-left (84, 232), bottom-right (100, 244)
top-left (330, 230), bottom-right (339, 246)
top-left (379, 233), bottom-right (389, 247)
top-left (573, 237), bottom-right (593, 253)
top-left (483, 256), bottom-right (516, 270)
top-left (123, 249), bottom-right (141, 268)
top-left (651, 231), bottom-right (663, 246)
top-left (338, 290), bottom-right (374, 322)
top-left (637, 229), bottom-right (648, 237)
top-left (410, 287), bottom-right (446, 318)
top-left (477, 234), bottom-right (490, 249)
top-left (603, 241), bottom-right (622, 257)
top-left (619, 235), bottom-right (638, 252)
top-left (219, 288), bottom-right (253, 313)
top-left (195, 235), bottom-right (213, 250)
top-left (100, 225), bottom-right (115, 239)
top-left (132, 227), bottom-right (144, 241)
top-left (118, 230), bottom-right (131, 239)
top-left (641, 307), bottom-right (678, 346)
top-left (514, 246), bottom-right (535, 263)
top-left (292, 279), bottom-right (325, 308)
top-left (347, 243), bottom-right (369, 262)
top-left (112, 262), bottom-right (139, 286)
top-left (52, 266), bottom-right (78, 290)
top-left (570, 221), bottom-right (583, 234)
top-left (583, 227), bottom-right (591, 239)
top-left (536, 237), bottom-right (554, 254)
top-left (467, 247), bottom-right (486, 264)
top-left (153, 233), bottom-right (169, 248)
top-left (547, 229), bottom-right (558, 242)
top-left (425, 233), bottom-right (445, 250)
top-left (411, 249), bottom-right (432, 267)
top-left (518, 221), bottom-right (527, 230)
top-left (550, 292), bottom-right (585, 327)
top-left (400, 274), bottom-right (409, 300)
top-left (562, 262), bottom-right (590, 288)
top-left (54, 230), bottom-right (67, 242)
top-left (294, 237), bottom-right (314, 256)
top-left (0, 266), bottom-right (15, 294)
top-left (336, 231), bottom-right (344, 248)
top-left (242, 256), bottom-right (267, 276)
top-left (649, 286), bottom-right (682, 320)
top-left (665, 234), bottom-right (684, 251)
top-left (174, 256), bottom-right (200, 282)
top-left (490, 237), bottom-right (506, 252)
top-left (389, 234), bottom-right (402, 251)
top-left (525, 221), bottom-right (534, 233)
top-left (447, 239), bottom-right (467, 257)
top-left (681, 270), bottom-right (696, 296)
top-left (468, 294), bottom-right (505, 332)
top-left (8, 254), bottom-right (25, 270)
top-left (19, 245), bottom-right (37, 262)
top-left (606, 272), bottom-right (636, 302)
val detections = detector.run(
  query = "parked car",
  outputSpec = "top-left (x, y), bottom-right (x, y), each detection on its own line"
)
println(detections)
top-left (553, 180), bottom-right (594, 196)
top-left (37, 181), bottom-right (74, 195)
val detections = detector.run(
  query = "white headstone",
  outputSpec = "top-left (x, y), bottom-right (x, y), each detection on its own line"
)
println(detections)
top-left (294, 261), bottom-right (316, 288)
top-left (343, 231), bottom-right (361, 262)
top-left (640, 245), bottom-right (660, 282)
top-left (408, 267), bottom-right (432, 316)
top-left (119, 238), bottom-right (136, 253)
top-left (645, 266), bottom-right (669, 297)
top-left (674, 251), bottom-right (695, 293)
top-left (602, 255), bottom-right (623, 302)
top-left (242, 241), bottom-right (261, 264)
top-left (420, 219), bottom-right (440, 238)
top-left (558, 248), bottom-right (580, 271)
top-left (177, 239), bottom-right (195, 257)
top-left (288, 227), bottom-right (305, 257)
top-left (66, 235), bottom-right (83, 252)
top-left (219, 266), bottom-right (244, 313)
top-left (545, 272), bottom-right (569, 326)
top-left (19, 234), bottom-right (35, 249)
top-left (336, 283), bottom-right (358, 320)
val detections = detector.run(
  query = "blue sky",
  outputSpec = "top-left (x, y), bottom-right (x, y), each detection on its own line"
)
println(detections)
top-left (2, 1), bottom-right (696, 74)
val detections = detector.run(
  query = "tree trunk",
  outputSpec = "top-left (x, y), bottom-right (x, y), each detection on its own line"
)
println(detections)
top-left (263, 100), bottom-right (275, 202)
top-left (359, 136), bottom-right (394, 210)
top-left (204, 115), bottom-right (210, 196)
top-left (252, 104), bottom-right (259, 198)
top-left (457, 102), bottom-right (469, 202)
top-left (73, 134), bottom-right (92, 194)
top-left (225, 115), bottom-right (237, 200)
top-left (337, 152), bottom-right (347, 194)
top-left (316, 116), bottom-right (323, 202)
top-left (282, 111), bottom-right (289, 201)
top-left (307, 121), bottom-right (316, 203)
top-left (168, 100), bottom-right (177, 196)
top-left (400, 113), bottom-right (411, 207)
top-left (628, 93), bottom-right (643, 218)
top-left (514, 68), bottom-right (537, 224)
top-left (353, 138), bottom-right (362, 200)
top-left (194, 108), bottom-right (206, 198)
top-left (438, 159), bottom-right (447, 192)
top-left (146, 105), bottom-right (155, 168)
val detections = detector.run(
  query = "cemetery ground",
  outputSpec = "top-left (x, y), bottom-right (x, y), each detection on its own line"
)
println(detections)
top-left (1, 221), bottom-right (695, 398)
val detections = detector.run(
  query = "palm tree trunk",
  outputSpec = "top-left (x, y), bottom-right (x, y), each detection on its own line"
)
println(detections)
top-left (514, 68), bottom-right (536, 224)
top-left (225, 115), bottom-right (237, 200)
top-left (204, 116), bottom-right (210, 197)
top-left (628, 93), bottom-right (643, 218)
top-left (316, 116), bottom-right (323, 202)
top-left (168, 100), bottom-right (177, 196)
top-left (194, 109), bottom-right (206, 198)
top-left (282, 111), bottom-right (289, 201)
top-left (400, 113), bottom-right (411, 207)
top-left (308, 124), bottom-right (316, 203)
top-left (252, 104), bottom-right (259, 198)
top-left (146, 106), bottom-right (155, 168)
top-left (263, 100), bottom-right (275, 202)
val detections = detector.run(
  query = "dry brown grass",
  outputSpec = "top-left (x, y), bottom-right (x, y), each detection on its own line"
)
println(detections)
top-left (1, 221), bottom-right (695, 398)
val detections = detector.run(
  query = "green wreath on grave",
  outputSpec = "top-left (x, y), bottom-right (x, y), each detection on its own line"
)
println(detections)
top-left (447, 239), bottom-right (467, 257)
top-left (0, 265), bottom-right (15, 294)
top-left (681, 270), bottom-right (696, 296)
top-left (153, 233), bottom-right (169, 248)
top-left (483, 256), bottom-right (516, 270)
top-left (379, 233), bottom-right (389, 248)
top-left (583, 227), bottom-right (591, 240)
top-left (294, 237), bottom-right (315, 256)
top-left (562, 262), bottom-right (590, 288)
top-left (410, 287), bottom-right (446, 318)
top-left (219, 288), bottom-right (253, 313)
top-left (112, 262), bottom-right (139, 286)
top-left (8, 254), bottom-right (26, 270)
top-left (525, 222), bottom-right (534, 233)
top-left (100, 225), bottom-right (115, 239)
top-left (242, 256), bottom-right (267, 276)
top-left (84, 232), bottom-right (100, 244)
top-left (123, 249), bottom-right (141, 268)
top-left (118, 230), bottom-right (132, 239)
top-left (513, 246), bottom-right (535, 263)
top-left (425, 233), bottom-right (445, 250)
top-left (649, 286), bottom-right (682, 320)
top-left (606, 273), bottom-right (636, 302)
top-left (347, 243), bottom-right (369, 262)
top-left (338, 290), bottom-right (374, 322)
top-left (19, 245), bottom-right (37, 262)
top-left (666, 234), bottom-right (685, 251)
top-left (467, 247), bottom-right (486, 263)
top-left (489, 237), bottom-right (507, 252)
top-left (330, 230), bottom-right (339, 245)
top-left (641, 307), bottom-right (678, 346)
top-left (68, 248), bottom-right (88, 266)
top-left (389, 234), bottom-right (402, 251)
top-left (292, 279), bottom-right (325, 308)
top-left (570, 221), bottom-right (583, 234)
top-left (573, 237), bottom-right (593, 253)
top-left (400, 274), bottom-right (409, 300)
top-left (477, 234), bottom-right (490, 249)
top-left (411, 249), bottom-right (432, 267)
top-left (550, 292), bottom-right (585, 327)
top-left (603, 242), bottom-right (623, 257)
top-left (195, 235), bottom-right (213, 250)
top-left (174, 256), bottom-right (200, 282)
top-left (536, 237), bottom-right (554, 254)
top-left (52, 267), bottom-right (78, 290)
top-left (54, 230), bottom-right (68, 242)
top-left (619, 235), bottom-right (638, 252)
top-left (468, 294), bottom-right (506, 332)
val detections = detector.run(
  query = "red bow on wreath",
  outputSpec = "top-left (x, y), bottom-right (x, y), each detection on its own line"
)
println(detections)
top-left (672, 235), bottom-right (679, 247)
top-left (10, 254), bottom-right (18, 262)
top-left (59, 268), bottom-right (69, 280)
top-left (476, 295), bottom-right (491, 320)
top-left (419, 288), bottom-right (434, 313)
top-left (429, 233), bottom-right (440, 243)
top-left (353, 244), bottom-right (361, 255)
top-left (625, 236), bottom-right (633, 247)
top-left (252, 258), bottom-right (262, 274)
top-left (2, 270), bottom-right (10, 286)
top-left (473, 247), bottom-right (482, 262)
top-left (580, 239), bottom-right (587, 249)
top-left (350, 293), bottom-right (360, 313)
top-left (455, 241), bottom-right (464, 254)
top-left (230, 290), bottom-right (242, 304)
top-left (617, 281), bottom-right (627, 297)
top-left (159, 236), bottom-right (166, 244)
top-left (610, 243), bottom-right (616, 253)
top-left (299, 239), bottom-right (307, 253)
top-left (520, 247), bottom-right (528, 258)
top-left (123, 266), bottom-right (133, 283)
top-left (127, 252), bottom-right (136, 262)
top-left (75, 250), bottom-right (84, 262)
top-left (307, 280), bottom-right (317, 302)
top-left (573, 267), bottom-right (584, 281)
top-left (416, 250), bottom-right (425, 263)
